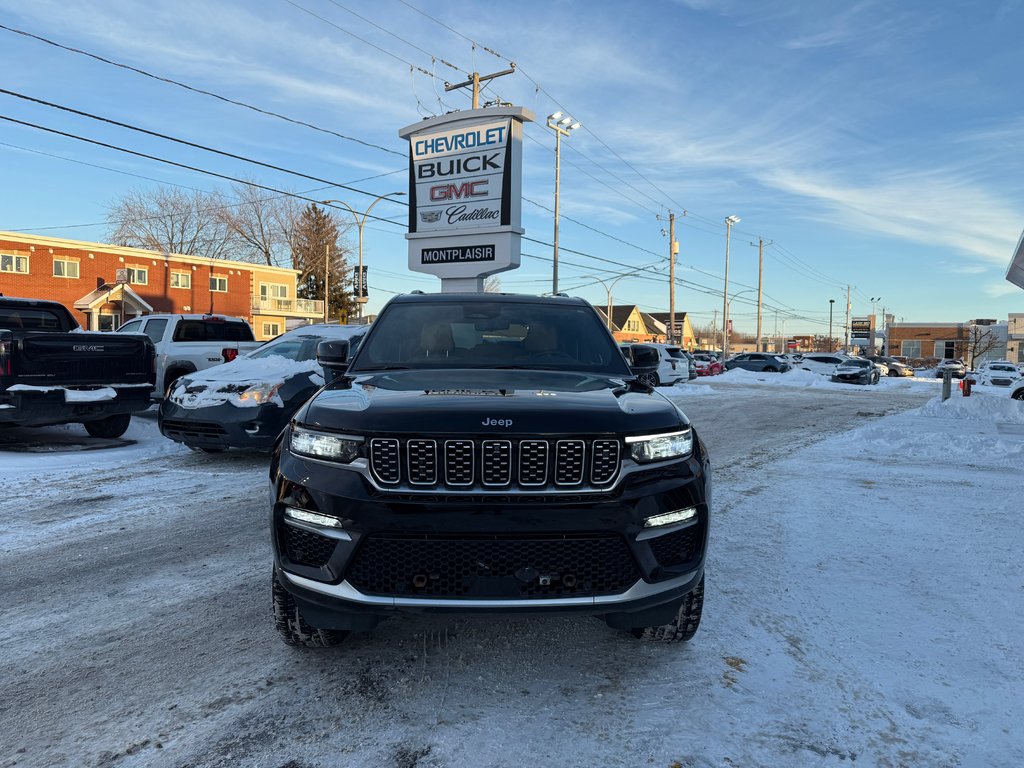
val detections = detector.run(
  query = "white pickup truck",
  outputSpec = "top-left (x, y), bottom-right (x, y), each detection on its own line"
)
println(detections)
top-left (116, 314), bottom-right (263, 398)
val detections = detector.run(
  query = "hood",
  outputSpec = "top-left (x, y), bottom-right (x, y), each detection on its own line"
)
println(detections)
top-left (297, 369), bottom-right (686, 435)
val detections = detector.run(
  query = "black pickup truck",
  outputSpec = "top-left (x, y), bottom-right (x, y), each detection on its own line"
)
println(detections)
top-left (0, 297), bottom-right (155, 438)
top-left (270, 293), bottom-right (711, 647)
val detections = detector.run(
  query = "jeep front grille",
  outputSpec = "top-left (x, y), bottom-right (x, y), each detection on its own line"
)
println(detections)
top-left (368, 437), bottom-right (621, 491)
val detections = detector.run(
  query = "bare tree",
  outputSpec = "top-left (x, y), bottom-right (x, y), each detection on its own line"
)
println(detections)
top-left (107, 187), bottom-right (238, 259)
top-left (483, 276), bottom-right (502, 293)
top-left (965, 324), bottom-right (999, 368)
top-left (216, 181), bottom-right (302, 266)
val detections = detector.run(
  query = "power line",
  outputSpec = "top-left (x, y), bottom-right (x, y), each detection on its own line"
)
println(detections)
top-left (281, 0), bottom-right (438, 78)
top-left (323, 0), bottom-right (465, 74)
top-left (0, 22), bottom-right (406, 158)
top-left (0, 113), bottom-right (410, 231)
top-left (0, 89), bottom-right (408, 219)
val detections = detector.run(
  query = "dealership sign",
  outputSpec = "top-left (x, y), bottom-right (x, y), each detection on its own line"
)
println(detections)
top-left (851, 318), bottom-right (872, 338)
top-left (399, 106), bottom-right (534, 291)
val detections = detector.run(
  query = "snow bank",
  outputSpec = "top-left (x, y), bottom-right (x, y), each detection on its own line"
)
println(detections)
top-left (918, 392), bottom-right (1024, 423)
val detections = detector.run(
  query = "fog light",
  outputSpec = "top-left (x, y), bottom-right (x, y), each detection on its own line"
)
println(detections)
top-left (284, 506), bottom-right (343, 528)
top-left (643, 507), bottom-right (697, 528)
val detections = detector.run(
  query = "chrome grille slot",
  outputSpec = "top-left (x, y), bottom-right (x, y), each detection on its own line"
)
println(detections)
top-left (518, 440), bottom-right (549, 486)
top-left (407, 439), bottom-right (437, 485)
top-left (370, 438), bottom-right (401, 484)
top-left (444, 440), bottom-right (475, 486)
top-left (481, 440), bottom-right (512, 486)
top-left (590, 439), bottom-right (620, 485)
top-left (555, 440), bottom-right (585, 486)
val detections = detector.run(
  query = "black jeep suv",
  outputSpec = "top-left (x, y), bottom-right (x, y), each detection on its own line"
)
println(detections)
top-left (270, 293), bottom-right (711, 646)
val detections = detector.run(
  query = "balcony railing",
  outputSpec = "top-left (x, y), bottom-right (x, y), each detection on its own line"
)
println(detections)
top-left (251, 297), bottom-right (324, 316)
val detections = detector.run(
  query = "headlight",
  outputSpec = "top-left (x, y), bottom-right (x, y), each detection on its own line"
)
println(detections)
top-left (625, 429), bottom-right (693, 462)
top-left (236, 382), bottom-right (282, 404)
top-left (289, 426), bottom-right (363, 462)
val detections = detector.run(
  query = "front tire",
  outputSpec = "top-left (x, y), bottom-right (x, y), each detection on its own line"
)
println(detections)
top-left (629, 576), bottom-right (704, 643)
top-left (272, 573), bottom-right (349, 648)
top-left (83, 413), bottom-right (131, 439)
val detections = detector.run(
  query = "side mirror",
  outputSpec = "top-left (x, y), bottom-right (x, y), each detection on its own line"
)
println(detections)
top-left (317, 339), bottom-right (351, 381)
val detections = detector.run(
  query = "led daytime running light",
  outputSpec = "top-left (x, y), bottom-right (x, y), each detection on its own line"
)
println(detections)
top-left (644, 507), bottom-right (697, 528)
top-left (284, 506), bottom-right (342, 528)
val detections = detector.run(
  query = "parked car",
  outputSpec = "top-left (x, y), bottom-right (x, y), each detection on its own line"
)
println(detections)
top-left (649, 343), bottom-right (690, 385)
top-left (271, 293), bottom-right (710, 646)
top-left (970, 362), bottom-right (1022, 387)
top-left (723, 352), bottom-right (791, 373)
top-left (866, 356), bottom-right (915, 377)
top-left (935, 358), bottom-right (966, 379)
top-left (159, 324), bottom-right (366, 451)
top-left (798, 353), bottom-right (851, 376)
top-left (0, 296), bottom-right (155, 437)
top-left (831, 358), bottom-right (881, 385)
top-left (693, 353), bottom-right (724, 376)
top-left (618, 343), bottom-right (662, 387)
top-left (117, 313), bottom-right (263, 398)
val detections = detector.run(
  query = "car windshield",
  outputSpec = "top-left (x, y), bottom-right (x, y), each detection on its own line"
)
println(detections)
top-left (349, 300), bottom-right (630, 375)
top-left (665, 348), bottom-right (686, 359)
top-left (248, 339), bottom-right (308, 361)
top-left (844, 359), bottom-right (871, 368)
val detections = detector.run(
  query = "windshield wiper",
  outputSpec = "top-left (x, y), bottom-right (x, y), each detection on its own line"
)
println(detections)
top-left (351, 365), bottom-right (412, 372)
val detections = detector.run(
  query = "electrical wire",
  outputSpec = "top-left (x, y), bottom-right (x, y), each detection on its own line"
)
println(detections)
top-left (0, 113), bottom-right (410, 231)
top-left (0, 89), bottom-right (408, 218)
top-left (0, 22), bottom-right (406, 158)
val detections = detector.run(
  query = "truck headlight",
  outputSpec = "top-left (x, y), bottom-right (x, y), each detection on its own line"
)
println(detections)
top-left (625, 429), bottom-right (693, 462)
top-left (290, 427), bottom-right (362, 462)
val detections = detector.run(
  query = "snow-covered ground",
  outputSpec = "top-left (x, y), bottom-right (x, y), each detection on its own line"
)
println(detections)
top-left (1, 381), bottom-right (1021, 767)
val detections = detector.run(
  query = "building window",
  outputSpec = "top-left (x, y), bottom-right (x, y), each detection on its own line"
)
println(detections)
top-left (260, 283), bottom-right (289, 299)
top-left (1, 254), bottom-right (29, 273)
top-left (170, 271), bottom-right (191, 289)
top-left (901, 340), bottom-right (921, 358)
top-left (210, 275), bottom-right (228, 292)
top-left (262, 322), bottom-right (281, 337)
top-left (53, 258), bottom-right (80, 278)
top-left (934, 340), bottom-right (956, 359)
top-left (127, 266), bottom-right (148, 285)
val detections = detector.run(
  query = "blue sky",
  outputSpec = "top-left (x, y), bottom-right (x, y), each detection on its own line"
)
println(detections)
top-left (1, 0), bottom-right (1022, 336)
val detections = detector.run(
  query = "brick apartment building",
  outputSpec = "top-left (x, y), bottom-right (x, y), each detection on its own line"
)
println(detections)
top-left (0, 232), bottom-right (323, 340)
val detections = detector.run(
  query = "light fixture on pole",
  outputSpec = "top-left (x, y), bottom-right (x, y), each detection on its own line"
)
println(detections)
top-left (829, 298), bottom-right (835, 351)
top-left (721, 215), bottom-right (740, 357)
top-left (322, 193), bottom-right (405, 322)
top-left (591, 272), bottom-right (638, 334)
top-left (546, 111), bottom-right (580, 296)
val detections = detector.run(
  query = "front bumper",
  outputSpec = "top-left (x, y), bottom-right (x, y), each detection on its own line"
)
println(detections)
top-left (158, 399), bottom-right (290, 450)
top-left (271, 432), bottom-right (711, 629)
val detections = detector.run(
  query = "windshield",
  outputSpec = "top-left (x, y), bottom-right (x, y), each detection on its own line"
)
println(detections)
top-left (843, 359), bottom-right (871, 368)
top-left (349, 300), bottom-right (630, 375)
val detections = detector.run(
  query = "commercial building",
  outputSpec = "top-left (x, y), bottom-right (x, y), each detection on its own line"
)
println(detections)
top-left (886, 320), bottom-right (1009, 365)
top-left (0, 232), bottom-right (323, 340)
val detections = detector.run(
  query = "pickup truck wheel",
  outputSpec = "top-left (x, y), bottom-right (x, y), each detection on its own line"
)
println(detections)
top-left (272, 573), bottom-right (349, 648)
top-left (629, 575), bottom-right (704, 643)
top-left (83, 414), bottom-right (131, 439)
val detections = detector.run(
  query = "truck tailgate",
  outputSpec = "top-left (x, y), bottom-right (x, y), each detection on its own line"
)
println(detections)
top-left (14, 333), bottom-right (154, 386)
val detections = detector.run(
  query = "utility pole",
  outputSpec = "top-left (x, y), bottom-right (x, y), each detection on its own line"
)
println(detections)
top-left (444, 66), bottom-right (516, 109)
top-left (749, 238), bottom-right (771, 352)
top-left (711, 309), bottom-right (719, 352)
top-left (323, 241), bottom-right (330, 324)
top-left (845, 285), bottom-right (852, 352)
top-left (668, 211), bottom-right (678, 345)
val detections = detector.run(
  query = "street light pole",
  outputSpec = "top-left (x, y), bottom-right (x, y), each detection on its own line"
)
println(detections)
top-left (546, 112), bottom-right (580, 296)
top-left (322, 192), bottom-right (405, 322)
top-left (722, 215), bottom-right (740, 357)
